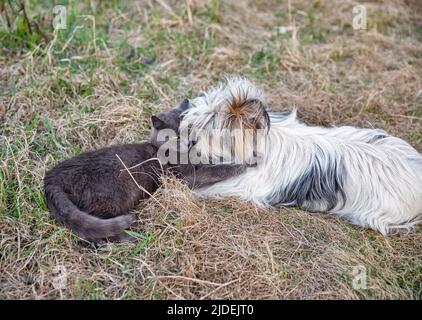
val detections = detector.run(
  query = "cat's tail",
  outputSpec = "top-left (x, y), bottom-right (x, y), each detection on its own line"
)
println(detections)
top-left (44, 184), bottom-right (136, 242)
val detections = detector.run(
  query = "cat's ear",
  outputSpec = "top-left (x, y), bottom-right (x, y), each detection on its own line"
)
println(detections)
top-left (151, 115), bottom-right (165, 129)
top-left (179, 99), bottom-right (189, 111)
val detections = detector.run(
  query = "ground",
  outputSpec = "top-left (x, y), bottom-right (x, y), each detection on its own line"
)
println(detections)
top-left (0, 0), bottom-right (421, 299)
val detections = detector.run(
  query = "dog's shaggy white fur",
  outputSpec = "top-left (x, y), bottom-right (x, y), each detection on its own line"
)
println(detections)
top-left (180, 76), bottom-right (422, 235)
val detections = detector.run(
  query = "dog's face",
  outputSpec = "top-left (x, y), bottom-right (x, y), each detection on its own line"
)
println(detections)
top-left (149, 99), bottom-right (189, 148)
top-left (180, 76), bottom-right (270, 164)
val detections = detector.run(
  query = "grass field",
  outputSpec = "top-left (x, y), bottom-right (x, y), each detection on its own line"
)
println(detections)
top-left (1, 0), bottom-right (421, 299)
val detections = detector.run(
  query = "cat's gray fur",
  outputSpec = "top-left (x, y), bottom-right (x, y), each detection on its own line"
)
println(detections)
top-left (44, 100), bottom-right (245, 243)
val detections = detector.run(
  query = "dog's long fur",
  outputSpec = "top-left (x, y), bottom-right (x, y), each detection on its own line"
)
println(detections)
top-left (181, 76), bottom-right (422, 235)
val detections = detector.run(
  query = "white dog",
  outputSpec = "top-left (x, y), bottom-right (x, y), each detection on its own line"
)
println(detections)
top-left (180, 76), bottom-right (422, 235)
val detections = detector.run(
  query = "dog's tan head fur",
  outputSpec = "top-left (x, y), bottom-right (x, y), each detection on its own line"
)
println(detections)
top-left (180, 76), bottom-right (270, 164)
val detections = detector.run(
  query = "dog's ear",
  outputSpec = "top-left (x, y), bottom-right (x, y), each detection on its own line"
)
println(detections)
top-left (151, 115), bottom-right (166, 130)
top-left (179, 99), bottom-right (189, 111)
top-left (255, 104), bottom-right (270, 131)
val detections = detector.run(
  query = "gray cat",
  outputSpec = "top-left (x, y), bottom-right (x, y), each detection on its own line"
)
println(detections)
top-left (44, 100), bottom-right (245, 243)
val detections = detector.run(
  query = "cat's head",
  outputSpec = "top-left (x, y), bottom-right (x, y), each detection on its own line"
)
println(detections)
top-left (149, 99), bottom-right (189, 148)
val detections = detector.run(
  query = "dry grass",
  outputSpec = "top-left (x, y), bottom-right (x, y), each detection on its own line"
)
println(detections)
top-left (1, 0), bottom-right (421, 299)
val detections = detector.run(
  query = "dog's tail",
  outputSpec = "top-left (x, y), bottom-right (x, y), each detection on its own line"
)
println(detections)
top-left (44, 183), bottom-right (135, 242)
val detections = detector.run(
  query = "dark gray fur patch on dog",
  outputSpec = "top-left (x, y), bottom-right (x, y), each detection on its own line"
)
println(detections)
top-left (269, 146), bottom-right (346, 211)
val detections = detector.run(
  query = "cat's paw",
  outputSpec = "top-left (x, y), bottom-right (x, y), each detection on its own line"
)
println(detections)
top-left (246, 162), bottom-right (258, 168)
top-left (233, 164), bottom-right (248, 174)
